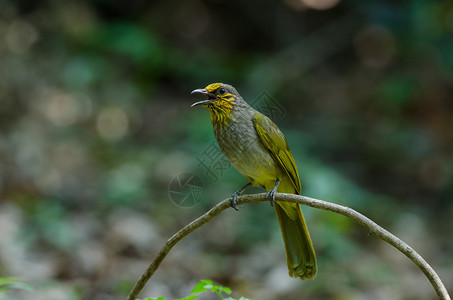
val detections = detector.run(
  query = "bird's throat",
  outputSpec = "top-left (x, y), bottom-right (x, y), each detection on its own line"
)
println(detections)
top-left (207, 103), bottom-right (233, 128)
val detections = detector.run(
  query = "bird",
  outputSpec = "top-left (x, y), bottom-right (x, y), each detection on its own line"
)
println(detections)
top-left (191, 83), bottom-right (317, 280)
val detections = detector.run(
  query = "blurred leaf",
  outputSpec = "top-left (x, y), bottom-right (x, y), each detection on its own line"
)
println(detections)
top-left (190, 279), bottom-right (212, 293)
top-left (211, 284), bottom-right (231, 296)
top-left (62, 55), bottom-right (111, 90)
top-left (378, 73), bottom-right (419, 108)
top-left (0, 277), bottom-right (34, 294)
top-left (101, 23), bottom-right (163, 67)
top-left (176, 295), bottom-right (200, 300)
top-left (102, 163), bottom-right (148, 205)
top-left (24, 200), bottom-right (79, 251)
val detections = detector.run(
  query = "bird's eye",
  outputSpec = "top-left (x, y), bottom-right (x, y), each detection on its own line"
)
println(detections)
top-left (218, 88), bottom-right (226, 95)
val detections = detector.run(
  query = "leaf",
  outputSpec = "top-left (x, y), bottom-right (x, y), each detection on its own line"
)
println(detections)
top-left (190, 280), bottom-right (212, 293)
top-left (0, 277), bottom-right (34, 292)
top-left (210, 284), bottom-right (231, 296)
top-left (0, 277), bottom-right (20, 286)
top-left (218, 286), bottom-right (232, 295)
top-left (176, 295), bottom-right (200, 300)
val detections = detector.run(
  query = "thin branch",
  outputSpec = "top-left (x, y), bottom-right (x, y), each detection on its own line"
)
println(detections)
top-left (127, 193), bottom-right (451, 300)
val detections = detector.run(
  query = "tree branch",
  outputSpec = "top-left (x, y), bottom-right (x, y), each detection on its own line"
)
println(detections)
top-left (127, 193), bottom-right (451, 300)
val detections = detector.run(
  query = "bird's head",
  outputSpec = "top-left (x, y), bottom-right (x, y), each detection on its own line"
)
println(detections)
top-left (191, 83), bottom-right (240, 127)
top-left (191, 83), bottom-right (239, 108)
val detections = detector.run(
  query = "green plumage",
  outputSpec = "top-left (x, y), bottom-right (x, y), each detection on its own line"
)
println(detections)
top-left (192, 83), bottom-right (317, 279)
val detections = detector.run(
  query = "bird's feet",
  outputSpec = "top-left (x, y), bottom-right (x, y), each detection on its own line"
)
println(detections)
top-left (229, 183), bottom-right (252, 211)
top-left (230, 191), bottom-right (241, 211)
top-left (266, 178), bottom-right (280, 207)
top-left (266, 188), bottom-right (277, 207)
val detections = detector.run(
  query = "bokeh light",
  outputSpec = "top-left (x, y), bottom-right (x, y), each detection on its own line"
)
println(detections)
top-left (302, 0), bottom-right (341, 10)
top-left (354, 25), bottom-right (396, 69)
top-left (5, 19), bottom-right (38, 54)
top-left (96, 107), bottom-right (129, 141)
top-left (37, 89), bottom-right (83, 126)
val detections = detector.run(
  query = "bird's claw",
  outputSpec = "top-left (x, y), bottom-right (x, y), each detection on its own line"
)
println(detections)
top-left (230, 183), bottom-right (252, 211)
top-left (266, 188), bottom-right (277, 207)
top-left (230, 192), bottom-right (243, 211)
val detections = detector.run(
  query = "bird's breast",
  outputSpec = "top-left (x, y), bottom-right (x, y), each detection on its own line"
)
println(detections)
top-left (213, 115), bottom-right (277, 187)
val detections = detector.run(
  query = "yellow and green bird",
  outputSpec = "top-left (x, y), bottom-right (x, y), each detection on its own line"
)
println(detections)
top-left (191, 83), bottom-right (317, 279)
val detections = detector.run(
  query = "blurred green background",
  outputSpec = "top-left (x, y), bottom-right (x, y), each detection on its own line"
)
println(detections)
top-left (0, 0), bottom-right (452, 299)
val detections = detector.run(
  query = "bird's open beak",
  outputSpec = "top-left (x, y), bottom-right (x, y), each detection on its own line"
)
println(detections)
top-left (191, 89), bottom-right (218, 107)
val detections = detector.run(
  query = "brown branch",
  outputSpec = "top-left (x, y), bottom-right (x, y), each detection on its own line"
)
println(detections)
top-left (127, 193), bottom-right (451, 300)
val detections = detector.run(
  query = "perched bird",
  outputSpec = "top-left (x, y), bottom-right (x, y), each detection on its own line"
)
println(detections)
top-left (191, 83), bottom-right (317, 279)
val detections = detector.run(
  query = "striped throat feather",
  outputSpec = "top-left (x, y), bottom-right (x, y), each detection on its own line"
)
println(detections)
top-left (203, 83), bottom-right (236, 128)
top-left (206, 94), bottom-right (235, 128)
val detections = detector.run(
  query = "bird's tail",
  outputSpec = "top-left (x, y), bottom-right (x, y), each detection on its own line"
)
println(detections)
top-left (274, 202), bottom-right (317, 279)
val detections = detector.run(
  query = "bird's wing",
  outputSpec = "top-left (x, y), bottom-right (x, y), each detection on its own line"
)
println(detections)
top-left (252, 112), bottom-right (301, 194)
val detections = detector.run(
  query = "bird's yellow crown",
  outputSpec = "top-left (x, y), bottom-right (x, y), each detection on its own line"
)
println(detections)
top-left (205, 83), bottom-right (223, 93)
